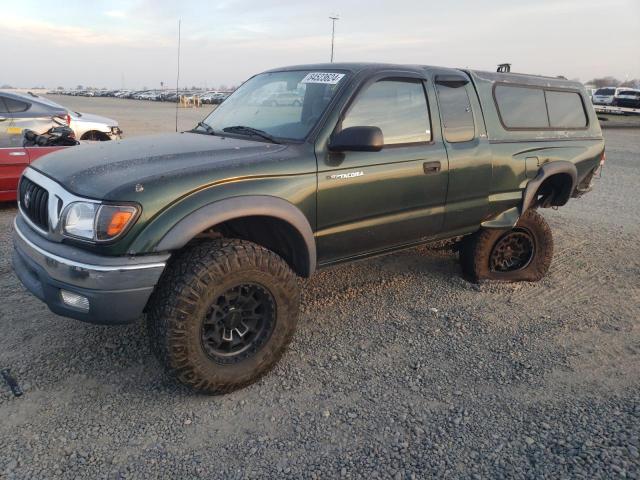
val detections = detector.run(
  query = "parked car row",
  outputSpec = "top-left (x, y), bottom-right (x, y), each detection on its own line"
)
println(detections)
top-left (591, 87), bottom-right (640, 108)
top-left (50, 89), bottom-right (232, 104)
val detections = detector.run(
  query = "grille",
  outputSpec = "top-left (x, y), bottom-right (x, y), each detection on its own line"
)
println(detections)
top-left (19, 176), bottom-right (49, 231)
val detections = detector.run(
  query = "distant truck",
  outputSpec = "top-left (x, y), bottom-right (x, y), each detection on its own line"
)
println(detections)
top-left (12, 63), bottom-right (604, 394)
top-left (592, 87), bottom-right (617, 105)
top-left (591, 86), bottom-right (640, 108)
top-left (612, 88), bottom-right (640, 109)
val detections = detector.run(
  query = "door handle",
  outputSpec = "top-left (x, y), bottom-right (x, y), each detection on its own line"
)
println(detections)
top-left (423, 161), bottom-right (441, 174)
top-left (9, 151), bottom-right (27, 156)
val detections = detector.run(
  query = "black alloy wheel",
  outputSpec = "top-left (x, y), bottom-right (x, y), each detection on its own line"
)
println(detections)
top-left (201, 283), bottom-right (276, 364)
top-left (489, 228), bottom-right (535, 272)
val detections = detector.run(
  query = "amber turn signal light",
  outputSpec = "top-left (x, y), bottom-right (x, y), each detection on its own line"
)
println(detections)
top-left (107, 210), bottom-right (134, 236)
top-left (96, 205), bottom-right (139, 241)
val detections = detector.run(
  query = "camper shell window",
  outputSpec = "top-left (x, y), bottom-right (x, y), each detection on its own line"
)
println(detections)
top-left (493, 84), bottom-right (588, 130)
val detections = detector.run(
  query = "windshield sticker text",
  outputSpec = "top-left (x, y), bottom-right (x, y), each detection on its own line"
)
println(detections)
top-left (301, 72), bottom-right (345, 85)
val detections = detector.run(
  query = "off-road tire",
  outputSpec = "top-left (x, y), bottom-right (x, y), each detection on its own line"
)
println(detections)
top-left (460, 209), bottom-right (553, 282)
top-left (147, 238), bottom-right (300, 394)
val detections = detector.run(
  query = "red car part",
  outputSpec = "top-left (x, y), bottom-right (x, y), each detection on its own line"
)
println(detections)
top-left (0, 146), bottom-right (66, 201)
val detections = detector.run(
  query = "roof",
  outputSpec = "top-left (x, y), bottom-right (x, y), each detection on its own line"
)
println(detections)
top-left (264, 62), bottom-right (582, 90)
top-left (265, 62), bottom-right (461, 76)
top-left (0, 90), bottom-right (67, 111)
top-left (468, 69), bottom-right (583, 90)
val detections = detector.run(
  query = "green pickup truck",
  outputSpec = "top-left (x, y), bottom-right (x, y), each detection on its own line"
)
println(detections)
top-left (12, 63), bottom-right (604, 393)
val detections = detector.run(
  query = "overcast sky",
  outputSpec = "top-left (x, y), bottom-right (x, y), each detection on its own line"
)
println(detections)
top-left (2, 0), bottom-right (638, 89)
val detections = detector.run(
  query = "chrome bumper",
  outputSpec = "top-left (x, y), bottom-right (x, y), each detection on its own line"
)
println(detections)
top-left (12, 216), bottom-right (169, 324)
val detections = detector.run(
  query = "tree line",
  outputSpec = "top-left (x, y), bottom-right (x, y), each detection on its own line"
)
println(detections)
top-left (587, 77), bottom-right (640, 88)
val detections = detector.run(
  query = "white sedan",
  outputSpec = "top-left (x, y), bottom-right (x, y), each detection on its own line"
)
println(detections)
top-left (69, 111), bottom-right (122, 141)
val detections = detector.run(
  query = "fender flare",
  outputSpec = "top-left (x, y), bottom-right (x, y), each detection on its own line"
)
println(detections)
top-left (154, 196), bottom-right (317, 275)
top-left (522, 161), bottom-right (577, 213)
top-left (481, 161), bottom-right (578, 230)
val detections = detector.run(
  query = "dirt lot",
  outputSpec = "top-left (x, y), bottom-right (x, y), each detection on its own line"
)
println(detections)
top-left (0, 98), bottom-right (639, 479)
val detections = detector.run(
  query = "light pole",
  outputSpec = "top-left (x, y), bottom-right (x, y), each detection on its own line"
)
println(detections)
top-left (329, 16), bottom-right (339, 62)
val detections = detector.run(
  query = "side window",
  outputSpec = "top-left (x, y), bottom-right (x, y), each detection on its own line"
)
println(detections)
top-left (435, 81), bottom-right (475, 143)
top-left (495, 85), bottom-right (588, 130)
top-left (546, 91), bottom-right (587, 128)
top-left (342, 79), bottom-right (431, 145)
top-left (3, 97), bottom-right (30, 113)
top-left (0, 96), bottom-right (9, 113)
top-left (495, 85), bottom-right (548, 129)
top-left (0, 97), bottom-right (10, 148)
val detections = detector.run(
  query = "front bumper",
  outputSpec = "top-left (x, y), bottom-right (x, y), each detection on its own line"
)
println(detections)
top-left (12, 216), bottom-right (168, 325)
top-left (109, 126), bottom-right (123, 139)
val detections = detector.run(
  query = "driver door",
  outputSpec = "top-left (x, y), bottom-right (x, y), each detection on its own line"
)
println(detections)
top-left (315, 75), bottom-right (449, 265)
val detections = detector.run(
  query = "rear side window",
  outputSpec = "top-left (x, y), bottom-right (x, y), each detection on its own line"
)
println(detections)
top-left (495, 85), bottom-right (588, 130)
top-left (495, 85), bottom-right (548, 128)
top-left (342, 79), bottom-right (431, 145)
top-left (0, 96), bottom-right (9, 113)
top-left (546, 91), bottom-right (587, 128)
top-left (435, 81), bottom-right (475, 143)
top-left (2, 97), bottom-right (30, 113)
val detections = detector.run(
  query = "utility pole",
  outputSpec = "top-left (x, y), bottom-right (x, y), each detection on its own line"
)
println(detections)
top-left (329, 15), bottom-right (339, 63)
top-left (175, 19), bottom-right (181, 132)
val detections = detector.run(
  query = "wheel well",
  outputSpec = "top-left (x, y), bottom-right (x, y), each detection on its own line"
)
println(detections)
top-left (532, 173), bottom-right (573, 208)
top-left (191, 216), bottom-right (311, 277)
top-left (80, 130), bottom-right (110, 141)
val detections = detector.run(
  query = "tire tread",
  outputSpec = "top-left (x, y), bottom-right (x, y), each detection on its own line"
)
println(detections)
top-left (461, 209), bottom-right (554, 282)
top-left (147, 238), bottom-right (300, 394)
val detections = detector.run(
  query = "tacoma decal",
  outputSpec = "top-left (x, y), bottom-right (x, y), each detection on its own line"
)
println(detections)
top-left (327, 171), bottom-right (364, 180)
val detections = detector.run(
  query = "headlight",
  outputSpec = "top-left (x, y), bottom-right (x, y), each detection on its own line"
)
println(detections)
top-left (63, 202), bottom-right (138, 241)
top-left (63, 202), bottom-right (97, 239)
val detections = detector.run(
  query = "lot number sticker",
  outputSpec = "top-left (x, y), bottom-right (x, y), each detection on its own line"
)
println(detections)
top-left (301, 72), bottom-right (345, 85)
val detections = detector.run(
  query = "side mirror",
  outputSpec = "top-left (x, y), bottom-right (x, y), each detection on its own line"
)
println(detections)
top-left (329, 126), bottom-right (384, 152)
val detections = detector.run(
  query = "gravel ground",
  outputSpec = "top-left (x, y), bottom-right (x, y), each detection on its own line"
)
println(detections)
top-left (0, 111), bottom-right (639, 478)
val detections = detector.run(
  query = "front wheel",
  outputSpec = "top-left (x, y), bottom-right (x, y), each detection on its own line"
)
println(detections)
top-left (147, 238), bottom-right (300, 394)
top-left (460, 209), bottom-right (553, 282)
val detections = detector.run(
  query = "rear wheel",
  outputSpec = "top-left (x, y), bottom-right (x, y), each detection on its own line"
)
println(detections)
top-left (460, 209), bottom-right (553, 282)
top-left (147, 238), bottom-right (300, 394)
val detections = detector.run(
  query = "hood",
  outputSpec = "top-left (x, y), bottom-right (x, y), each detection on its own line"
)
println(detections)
top-left (30, 132), bottom-right (294, 201)
top-left (71, 112), bottom-right (118, 126)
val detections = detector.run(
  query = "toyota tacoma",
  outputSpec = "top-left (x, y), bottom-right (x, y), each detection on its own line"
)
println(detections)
top-left (12, 63), bottom-right (604, 393)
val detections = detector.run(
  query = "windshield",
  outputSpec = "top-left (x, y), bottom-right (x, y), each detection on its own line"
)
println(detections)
top-left (200, 70), bottom-right (348, 141)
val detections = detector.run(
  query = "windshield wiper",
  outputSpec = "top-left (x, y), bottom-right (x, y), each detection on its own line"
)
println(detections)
top-left (194, 121), bottom-right (216, 135)
top-left (222, 125), bottom-right (280, 144)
